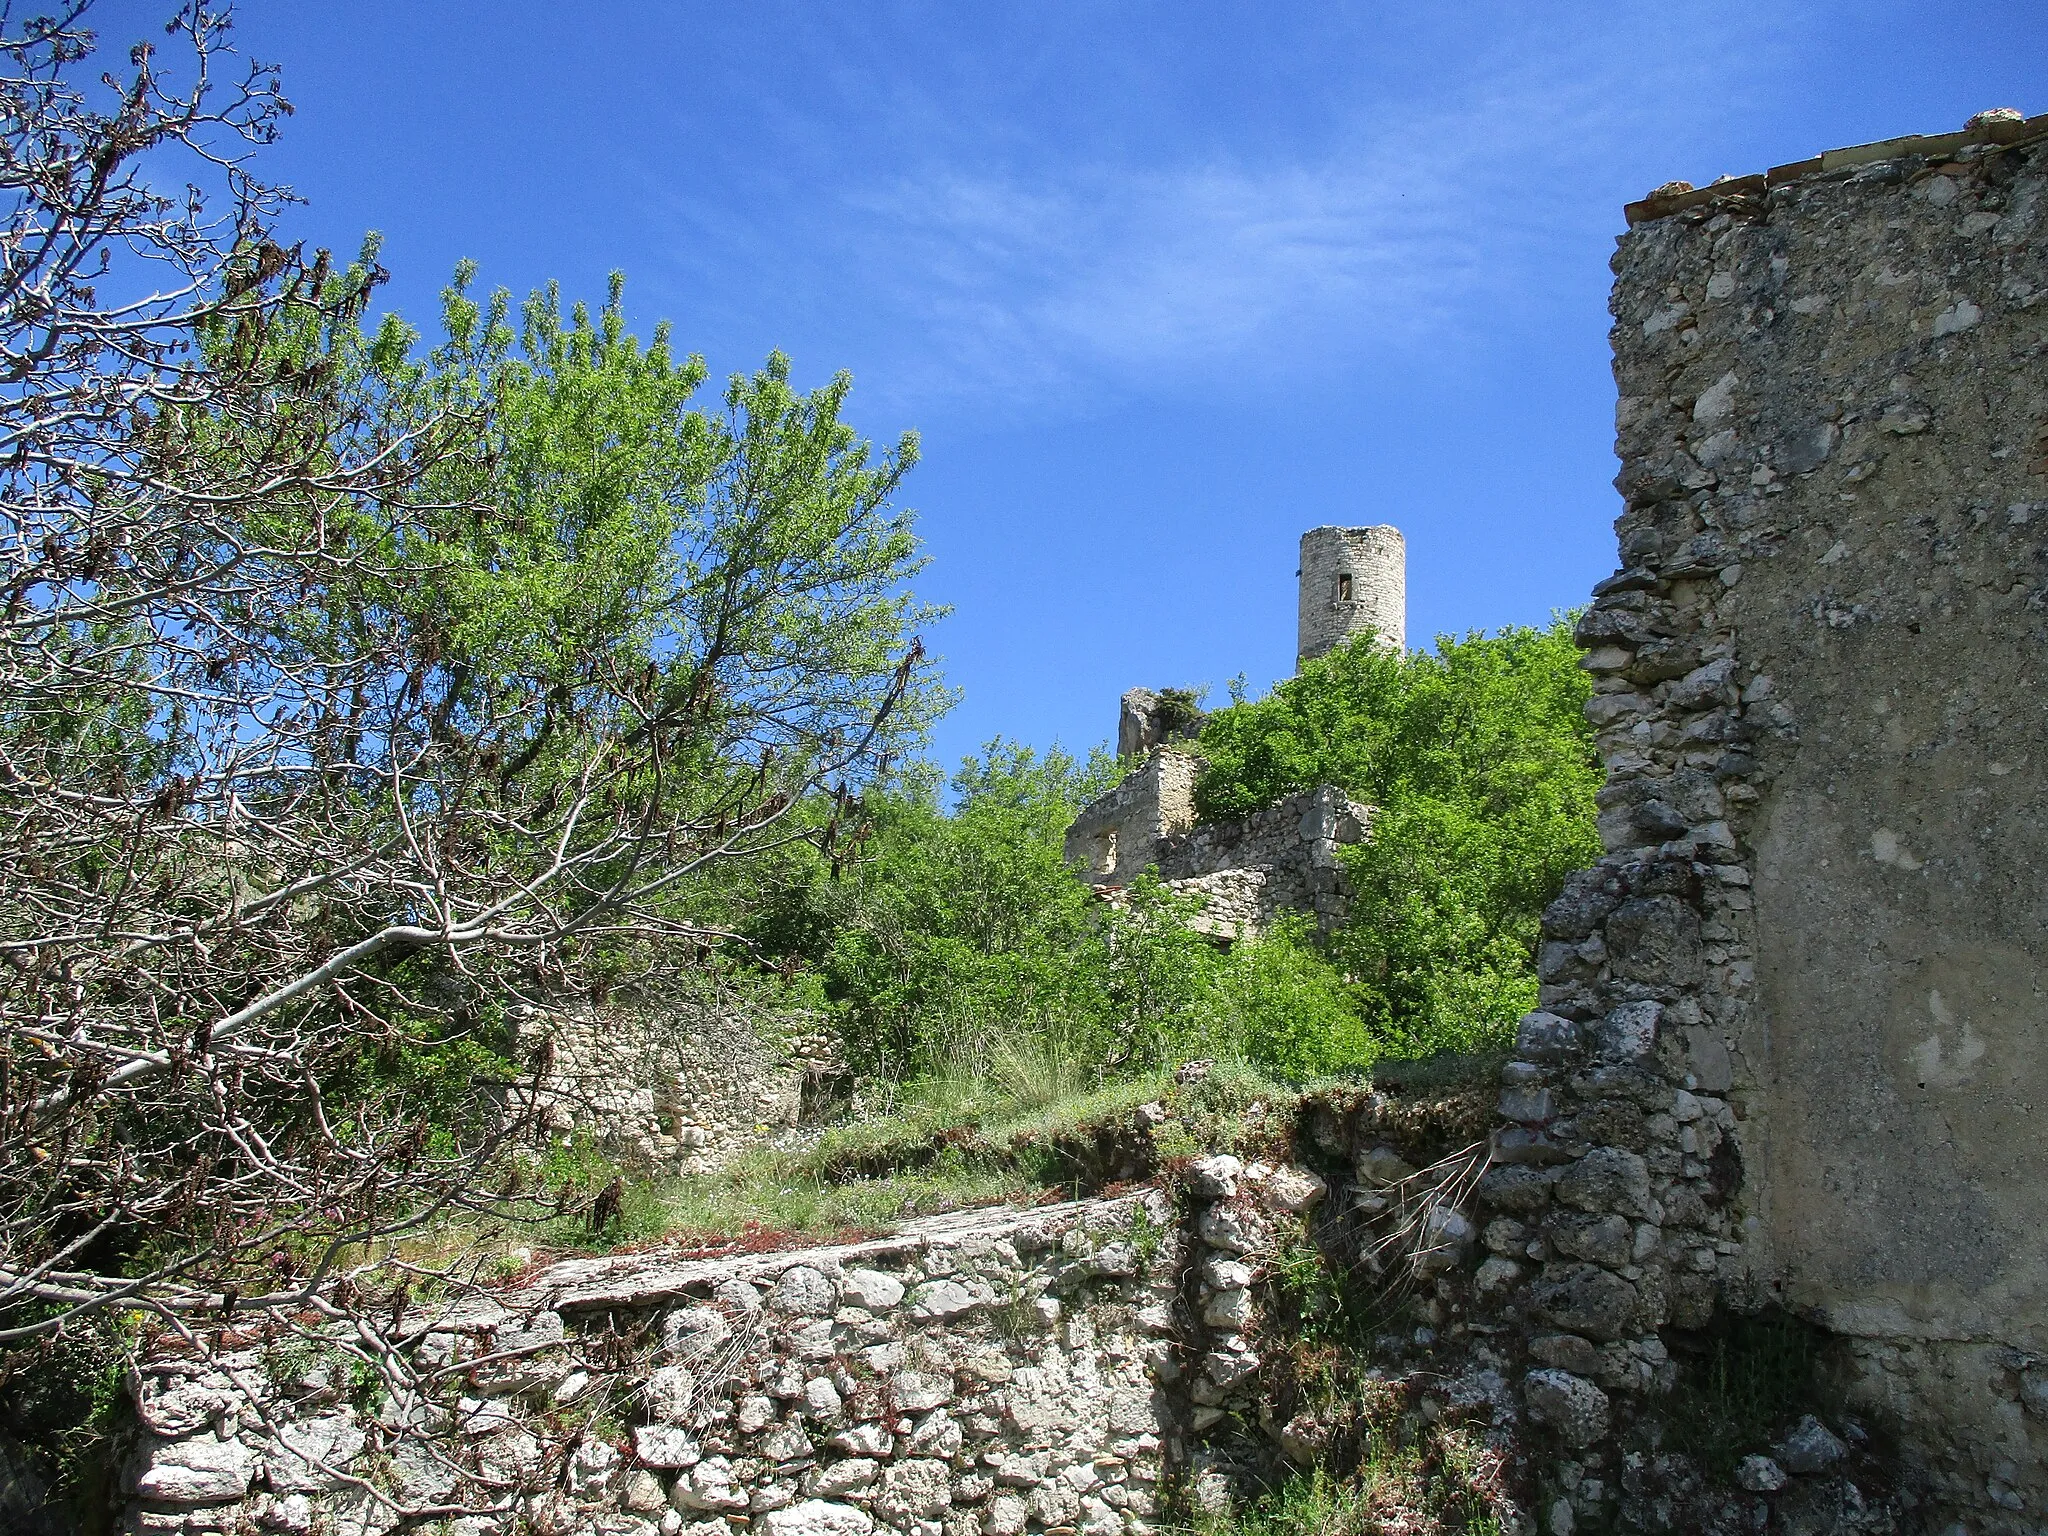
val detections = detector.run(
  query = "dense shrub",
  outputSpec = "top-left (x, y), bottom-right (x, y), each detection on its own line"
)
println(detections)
top-left (1195, 915), bottom-right (1376, 1078)
top-left (756, 742), bottom-right (1379, 1084)
top-left (1194, 621), bottom-right (1599, 1053)
top-left (758, 741), bottom-right (1121, 1079)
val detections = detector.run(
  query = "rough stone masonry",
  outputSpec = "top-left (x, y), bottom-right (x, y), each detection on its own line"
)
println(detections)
top-left (1505, 104), bottom-right (2048, 1532)
top-left (118, 1146), bottom-right (1389, 1536)
top-left (1062, 523), bottom-right (1399, 938)
top-left (109, 109), bottom-right (2048, 1536)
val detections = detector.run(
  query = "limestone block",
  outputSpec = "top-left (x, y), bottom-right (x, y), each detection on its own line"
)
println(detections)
top-left (634, 1425), bottom-right (703, 1469)
top-left (810, 1458), bottom-right (880, 1496)
top-left (1524, 1369), bottom-right (1611, 1449)
top-left (802, 1376), bottom-right (844, 1420)
top-left (567, 1435), bottom-right (625, 1499)
top-left (1250, 1163), bottom-right (1326, 1213)
top-left (1528, 1264), bottom-right (1640, 1343)
top-left (1776, 1415), bottom-right (1849, 1474)
top-left (890, 1370), bottom-right (952, 1413)
top-left (1736, 1455), bottom-right (1789, 1492)
top-left (663, 1306), bottom-right (733, 1360)
top-left (983, 1493), bottom-right (1030, 1535)
top-left (840, 1268), bottom-right (904, 1310)
top-left (772, 1266), bottom-right (838, 1316)
top-left (874, 1458), bottom-right (954, 1522)
top-left (134, 1435), bottom-right (258, 1506)
top-left (270, 1414), bottom-right (366, 1493)
top-left (1356, 1145), bottom-right (1418, 1187)
top-left (760, 1420), bottom-right (814, 1462)
top-left (1592, 1001), bottom-right (1662, 1063)
top-left (624, 1470), bottom-right (669, 1513)
top-left (1195, 1202), bottom-right (1267, 1254)
top-left (1201, 1287), bottom-right (1253, 1329)
top-left (677, 1455), bottom-right (750, 1512)
top-left (909, 1278), bottom-right (986, 1319)
top-left (646, 1365), bottom-right (697, 1423)
top-left (761, 1500), bottom-right (875, 1536)
top-left (1556, 1148), bottom-right (1652, 1219)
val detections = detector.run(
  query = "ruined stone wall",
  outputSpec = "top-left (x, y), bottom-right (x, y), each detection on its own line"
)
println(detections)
top-left (1296, 525), bottom-right (1405, 665)
top-left (1063, 751), bottom-right (1201, 886)
top-left (121, 1199), bottom-right (1172, 1536)
top-left (118, 1148), bottom-right (1400, 1536)
top-left (520, 1006), bottom-right (840, 1174)
top-left (1064, 759), bottom-right (1368, 941)
top-left (1151, 786), bottom-right (1368, 939)
top-left (1500, 109), bottom-right (2048, 1532)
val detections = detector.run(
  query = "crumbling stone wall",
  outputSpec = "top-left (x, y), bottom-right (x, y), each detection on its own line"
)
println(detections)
top-left (1495, 108), bottom-right (2048, 1533)
top-left (520, 1006), bottom-right (841, 1173)
top-left (1064, 751), bottom-right (1202, 887)
top-left (122, 1198), bottom-right (1176, 1536)
top-left (121, 1154), bottom-right (1397, 1536)
top-left (119, 1086), bottom-right (1531, 1536)
top-left (1064, 756), bottom-right (1368, 941)
top-left (1149, 786), bottom-right (1368, 939)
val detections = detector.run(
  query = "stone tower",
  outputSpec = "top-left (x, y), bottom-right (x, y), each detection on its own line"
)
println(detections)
top-left (1296, 524), bottom-right (1405, 666)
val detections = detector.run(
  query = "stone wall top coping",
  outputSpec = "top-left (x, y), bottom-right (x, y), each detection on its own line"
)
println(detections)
top-left (503, 1192), bottom-right (1145, 1314)
top-left (1622, 110), bottom-right (2048, 227)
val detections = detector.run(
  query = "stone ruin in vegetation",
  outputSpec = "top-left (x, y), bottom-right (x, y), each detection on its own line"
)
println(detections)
top-left (1061, 524), bottom-right (1402, 941)
top-left (518, 1004), bottom-right (843, 1175)
top-left (121, 107), bottom-right (2048, 1536)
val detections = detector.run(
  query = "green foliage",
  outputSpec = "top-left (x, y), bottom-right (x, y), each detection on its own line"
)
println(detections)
top-left (757, 738), bottom-right (1383, 1086)
top-left (1188, 1453), bottom-right (1504, 1536)
top-left (757, 739), bottom-right (1121, 1079)
top-left (1197, 916), bottom-right (1376, 1079)
top-left (1264, 1223), bottom-right (1382, 1358)
top-left (1193, 1467), bottom-right (1377, 1536)
top-left (1192, 621), bottom-right (1599, 1054)
top-left (1153, 686), bottom-right (1206, 736)
top-left (0, 1307), bottom-right (131, 1516)
top-left (1098, 874), bottom-right (1226, 1070)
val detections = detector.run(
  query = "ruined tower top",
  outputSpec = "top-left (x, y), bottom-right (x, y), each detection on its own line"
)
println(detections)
top-left (1296, 525), bottom-right (1405, 667)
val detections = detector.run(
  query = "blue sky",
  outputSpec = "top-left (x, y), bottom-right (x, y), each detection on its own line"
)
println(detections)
top-left (104, 1), bottom-right (2043, 771)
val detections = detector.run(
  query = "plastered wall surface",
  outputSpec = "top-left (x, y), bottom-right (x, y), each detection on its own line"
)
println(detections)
top-left (1597, 117), bottom-right (2048, 1525)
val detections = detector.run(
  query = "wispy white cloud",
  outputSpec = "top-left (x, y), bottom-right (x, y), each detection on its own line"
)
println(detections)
top-left (846, 150), bottom-right (1484, 398)
top-left (644, 10), bottom-right (1768, 417)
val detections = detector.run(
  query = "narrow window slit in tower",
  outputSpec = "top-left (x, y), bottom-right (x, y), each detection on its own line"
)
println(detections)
top-left (1337, 573), bottom-right (1353, 602)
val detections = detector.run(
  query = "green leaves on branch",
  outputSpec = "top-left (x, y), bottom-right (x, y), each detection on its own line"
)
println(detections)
top-left (1194, 620), bottom-right (1601, 1053)
top-left (759, 741), bottom-right (1377, 1087)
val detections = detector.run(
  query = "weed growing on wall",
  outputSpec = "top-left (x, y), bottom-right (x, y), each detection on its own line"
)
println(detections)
top-left (1663, 1310), bottom-right (1827, 1472)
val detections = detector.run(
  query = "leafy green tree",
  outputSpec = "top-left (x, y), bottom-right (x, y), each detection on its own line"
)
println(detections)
top-left (0, 6), bottom-right (938, 1423)
top-left (1193, 622), bottom-right (1599, 1052)
top-left (762, 738), bottom-right (1387, 1089)
top-left (769, 740), bottom-right (1120, 1079)
top-left (1097, 872), bottom-right (1224, 1070)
